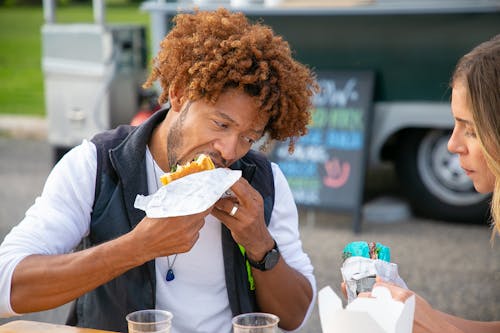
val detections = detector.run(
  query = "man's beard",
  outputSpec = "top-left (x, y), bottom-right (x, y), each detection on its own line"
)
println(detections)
top-left (165, 101), bottom-right (229, 168)
top-left (166, 102), bottom-right (190, 169)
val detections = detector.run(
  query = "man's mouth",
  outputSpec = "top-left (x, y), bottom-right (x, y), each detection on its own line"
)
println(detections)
top-left (179, 153), bottom-right (227, 169)
top-left (206, 153), bottom-right (228, 168)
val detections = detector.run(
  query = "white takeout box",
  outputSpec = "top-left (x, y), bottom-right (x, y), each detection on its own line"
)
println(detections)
top-left (318, 286), bottom-right (415, 333)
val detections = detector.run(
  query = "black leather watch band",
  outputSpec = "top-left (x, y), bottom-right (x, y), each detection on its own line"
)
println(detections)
top-left (246, 240), bottom-right (280, 271)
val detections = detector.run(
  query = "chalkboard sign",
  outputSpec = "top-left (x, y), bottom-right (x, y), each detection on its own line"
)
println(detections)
top-left (270, 71), bottom-right (374, 232)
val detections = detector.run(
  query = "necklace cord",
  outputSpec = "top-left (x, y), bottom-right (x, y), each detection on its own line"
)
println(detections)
top-left (149, 147), bottom-right (178, 281)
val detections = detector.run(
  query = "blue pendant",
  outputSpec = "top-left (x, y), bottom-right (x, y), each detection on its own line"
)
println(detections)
top-left (166, 269), bottom-right (175, 282)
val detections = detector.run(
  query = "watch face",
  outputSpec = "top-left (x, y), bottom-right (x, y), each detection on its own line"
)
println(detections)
top-left (264, 249), bottom-right (280, 270)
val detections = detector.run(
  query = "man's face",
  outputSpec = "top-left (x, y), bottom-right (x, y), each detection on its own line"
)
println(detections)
top-left (447, 81), bottom-right (495, 194)
top-left (166, 89), bottom-right (269, 169)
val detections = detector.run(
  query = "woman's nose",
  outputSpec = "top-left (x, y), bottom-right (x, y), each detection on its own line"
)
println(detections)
top-left (448, 128), bottom-right (466, 154)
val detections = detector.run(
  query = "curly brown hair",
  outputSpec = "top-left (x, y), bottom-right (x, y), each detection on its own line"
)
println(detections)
top-left (143, 8), bottom-right (318, 152)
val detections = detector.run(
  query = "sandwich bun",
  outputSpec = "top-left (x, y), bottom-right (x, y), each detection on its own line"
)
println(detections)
top-left (160, 154), bottom-right (215, 186)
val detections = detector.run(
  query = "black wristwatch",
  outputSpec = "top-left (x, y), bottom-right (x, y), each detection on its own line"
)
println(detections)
top-left (246, 241), bottom-right (280, 271)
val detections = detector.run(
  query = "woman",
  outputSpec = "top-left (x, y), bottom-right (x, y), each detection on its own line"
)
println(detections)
top-left (448, 34), bottom-right (500, 239)
top-left (361, 34), bottom-right (500, 333)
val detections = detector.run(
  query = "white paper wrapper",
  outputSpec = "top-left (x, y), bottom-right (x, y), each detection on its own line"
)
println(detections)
top-left (134, 168), bottom-right (242, 218)
top-left (341, 257), bottom-right (408, 303)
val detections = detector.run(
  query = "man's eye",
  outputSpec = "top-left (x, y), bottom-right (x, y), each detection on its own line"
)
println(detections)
top-left (243, 136), bottom-right (256, 144)
top-left (214, 121), bottom-right (228, 129)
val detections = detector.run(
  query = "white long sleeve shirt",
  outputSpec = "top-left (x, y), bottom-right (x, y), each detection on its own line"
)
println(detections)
top-left (0, 140), bottom-right (316, 333)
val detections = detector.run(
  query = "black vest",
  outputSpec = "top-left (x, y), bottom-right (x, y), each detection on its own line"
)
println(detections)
top-left (66, 110), bottom-right (275, 332)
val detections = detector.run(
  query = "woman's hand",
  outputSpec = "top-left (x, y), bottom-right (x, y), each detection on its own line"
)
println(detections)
top-left (357, 276), bottom-right (414, 302)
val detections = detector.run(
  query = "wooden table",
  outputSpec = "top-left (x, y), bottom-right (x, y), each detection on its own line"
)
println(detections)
top-left (0, 321), bottom-right (118, 333)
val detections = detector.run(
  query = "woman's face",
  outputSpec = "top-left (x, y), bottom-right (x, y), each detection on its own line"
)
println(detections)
top-left (447, 81), bottom-right (496, 193)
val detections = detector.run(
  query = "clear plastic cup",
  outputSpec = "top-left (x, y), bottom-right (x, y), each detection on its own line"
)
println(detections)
top-left (232, 312), bottom-right (280, 333)
top-left (126, 309), bottom-right (173, 333)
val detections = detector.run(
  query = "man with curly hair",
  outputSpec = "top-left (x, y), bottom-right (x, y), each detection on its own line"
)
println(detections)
top-left (0, 9), bottom-right (317, 333)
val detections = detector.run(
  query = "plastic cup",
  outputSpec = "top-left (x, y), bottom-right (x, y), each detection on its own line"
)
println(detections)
top-left (126, 309), bottom-right (173, 333)
top-left (232, 312), bottom-right (280, 333)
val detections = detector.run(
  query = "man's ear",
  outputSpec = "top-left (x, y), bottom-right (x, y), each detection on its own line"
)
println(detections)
top-left (169, 86), bottom-right (185, 112)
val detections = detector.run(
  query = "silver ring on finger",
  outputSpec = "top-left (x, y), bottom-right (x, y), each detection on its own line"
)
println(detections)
top-left (229, 203), bottom-right (239, 217)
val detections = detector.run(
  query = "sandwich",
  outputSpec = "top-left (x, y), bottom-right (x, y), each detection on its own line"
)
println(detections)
top-left (160, 154), bottom-right (215, 186)
top-left (342, 241), bottom-right (391, 262)
top-left (341, 241), bottom-right (392, 298)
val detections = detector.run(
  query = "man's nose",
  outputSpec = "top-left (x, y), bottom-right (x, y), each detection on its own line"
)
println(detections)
top-left (213, 136), bottom-right (239, 162)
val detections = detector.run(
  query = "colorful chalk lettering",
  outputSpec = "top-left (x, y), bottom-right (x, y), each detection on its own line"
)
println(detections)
top-left (290, 189), bottom-right (320, 205)
top-left (297, 128), bottom-right (323, 145)
top-left (275, 144), bottom-right (329, 163)
top-left (278, 161), bottom-right (317, 177)
top-left (325, 130), bottom-right (363, 150)
top-left (311, 107), bottom-right (328, 128)
top-left (327, 108), bottom-right (363, 130)
top-left (323, 158), bottom-right (351, 188)
top-left (287, 177), bottom-right (321, 190)
top-left (269, 70), bottom-right (374, 228)
top-left (313, 78), bottom-right (360, 108)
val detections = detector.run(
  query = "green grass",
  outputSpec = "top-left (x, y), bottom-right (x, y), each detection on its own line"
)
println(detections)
top-left (0, 5), bottom-right (150, 116)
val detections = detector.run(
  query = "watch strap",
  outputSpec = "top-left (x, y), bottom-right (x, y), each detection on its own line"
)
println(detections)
top-left (246, 240), bottom-right (279, 271)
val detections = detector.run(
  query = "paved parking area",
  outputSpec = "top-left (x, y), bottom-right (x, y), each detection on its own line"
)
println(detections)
top-left (1, 137), bottom-right (498, 332)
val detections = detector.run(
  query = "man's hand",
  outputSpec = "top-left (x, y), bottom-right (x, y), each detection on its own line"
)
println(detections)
top-left (131, 208), bottom-right (211, 264)
top-left (10, 208), bottom-right (211, 314)
top-left (212, 177), bottom-right (312, 331)
top-left (212, 177), bottom-right (274, 261)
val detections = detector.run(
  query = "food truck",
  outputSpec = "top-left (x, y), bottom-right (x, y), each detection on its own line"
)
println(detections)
top-left (43, 0), bottom-right (500, 223)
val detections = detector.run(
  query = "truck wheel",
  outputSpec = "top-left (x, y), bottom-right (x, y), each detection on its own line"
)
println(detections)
top-left (395, 129), bottom-right (490, 223)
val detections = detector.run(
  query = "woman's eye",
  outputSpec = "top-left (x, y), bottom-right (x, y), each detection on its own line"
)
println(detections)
top-left (464, 129), bottom-right (477, 138)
